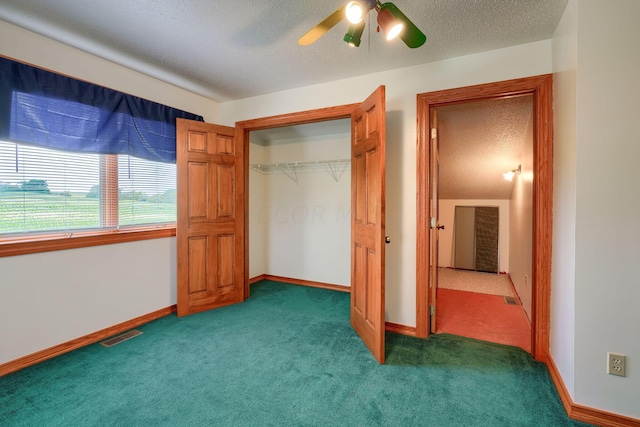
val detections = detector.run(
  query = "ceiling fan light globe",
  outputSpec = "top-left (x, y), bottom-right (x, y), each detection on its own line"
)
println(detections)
top-left (346, 1), bottom-right (365, 24)
top-left (386, 23), bottom-right (403, 40)
top-left (377, 8), bottom-right (404, 41)
top-left (378, 2), bottom-right (426, 47)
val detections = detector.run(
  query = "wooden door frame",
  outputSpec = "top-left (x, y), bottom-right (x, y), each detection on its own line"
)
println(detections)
top-left (416, 74), bottom-right (553, 362)
top-left (235, 103), bottom-right (359, 299)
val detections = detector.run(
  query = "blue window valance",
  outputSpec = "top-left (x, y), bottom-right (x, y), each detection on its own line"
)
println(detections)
top-left (0, 56), bottom-right (204, 163)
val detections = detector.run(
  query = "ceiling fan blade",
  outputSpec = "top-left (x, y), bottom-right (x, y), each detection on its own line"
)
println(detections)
top-left (382, 2), bottom-right (426, 48)
top-left (298, 5), bottom-right (346, 46)
top-left (400, 17), bottom-right (426, 48)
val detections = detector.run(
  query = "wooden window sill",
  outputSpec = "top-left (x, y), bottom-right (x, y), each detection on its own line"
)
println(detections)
top-left (0, 226), bottom-right (176, 257)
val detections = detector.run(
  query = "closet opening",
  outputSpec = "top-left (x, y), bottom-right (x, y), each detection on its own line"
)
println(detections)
top-left (247, 119), bottom-right (352, 292)
top-left (237, 87), bottom-right (387, 364)
top-left (235, 103), bottom-right (359, 298)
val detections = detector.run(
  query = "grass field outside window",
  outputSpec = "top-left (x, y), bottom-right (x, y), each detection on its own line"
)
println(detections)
top-left (1, 141), bottom-right (177, 252)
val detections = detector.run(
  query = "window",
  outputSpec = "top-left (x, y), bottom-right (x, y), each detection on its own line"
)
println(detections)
top-left (0, 56), bottom-right (203, 255)
top-left (0, 141), bottom-right (176, 235)
top-left (0, 142), bottom-right (101, 234)
top-left (117, 154), bottom-right (177, 227)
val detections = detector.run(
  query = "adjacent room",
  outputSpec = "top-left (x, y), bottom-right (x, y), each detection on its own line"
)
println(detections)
top-left (433, 96), bottom-right (533, 353)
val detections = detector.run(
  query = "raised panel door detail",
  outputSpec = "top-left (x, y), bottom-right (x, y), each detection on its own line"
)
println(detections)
top-left (366, 148), bottom-right (379, 226)
top-left (217, 134), bottom-right (234, 155)
top-left (188, 131), bottom-right (207, 153)
top-left (353, 243), bottom-right (367, 317)
top-left (216, 164), bottom-right (235, 219)
top-left (354, 153), bottom-right (366, 225)
top-left (188, 236), bottom-right (208, 294)
top-left (354, 115), bottom-right (365, 146)
top-left (366, 249), bottom-right (379, 330)
top-left (365, 106), bottom-right (378, 138)
top-left (188, 162), bottom-right (208, 219)
top-left (217, 234), bottom-right (235, 289)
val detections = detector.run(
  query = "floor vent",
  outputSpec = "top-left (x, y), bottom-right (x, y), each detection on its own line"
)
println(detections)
top-left (503, 296), bottom-right (518, 305)
top-left (100, 330), bottom-right (143, 348)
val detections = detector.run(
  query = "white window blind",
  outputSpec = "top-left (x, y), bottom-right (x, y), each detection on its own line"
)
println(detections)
top-left (0, 141), bottom-right (101, 234)
top-left (0, 141), bottom-right (176, 235)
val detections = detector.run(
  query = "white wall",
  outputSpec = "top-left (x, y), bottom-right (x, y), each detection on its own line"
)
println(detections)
top-left (249, 143), bottom-right (267, 278)
top-left (0, 20), bottom-right (218, 365)
top-left (509, 115), bottom-right (534, 321)
top-left (437, 199), bottom-right (510, 273)
top-left (249, 134), bottom-right (351, 286)
top-left (551, 0), bottom-right (578, 400)
top-left (572, 0), bottom-right (640, 418)
top-left (0, 238), bottom-right (176, 364)
top-left (218, 40), bottom-right (552, 326)
top-left (552, 0), bottom-right (640, 418)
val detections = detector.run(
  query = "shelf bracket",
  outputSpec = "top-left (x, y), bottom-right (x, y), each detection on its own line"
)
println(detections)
top-left (280, 163), bottom-right (299, 185)
top-left (325, 161), bottom-right (347, 182)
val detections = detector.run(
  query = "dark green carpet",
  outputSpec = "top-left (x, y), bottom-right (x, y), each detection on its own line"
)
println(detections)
top-left (1, 280), bottom-right (591, 426)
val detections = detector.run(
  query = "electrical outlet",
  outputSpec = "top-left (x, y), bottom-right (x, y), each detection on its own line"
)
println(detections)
top-left (607, 352), bottom-right (626, 377)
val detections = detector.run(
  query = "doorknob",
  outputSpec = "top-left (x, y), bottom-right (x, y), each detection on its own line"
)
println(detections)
top-left (437, 225), bottom-right (445, 230)
top-left (385, 236), bottom-right (391, 244)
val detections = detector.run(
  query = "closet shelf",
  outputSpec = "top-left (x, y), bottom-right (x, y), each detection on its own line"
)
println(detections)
top-left (250, 159), bottom-right (350, 184)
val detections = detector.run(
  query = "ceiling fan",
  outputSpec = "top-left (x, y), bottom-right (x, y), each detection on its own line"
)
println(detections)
top-left (298, 0), bottom-right (426, 48)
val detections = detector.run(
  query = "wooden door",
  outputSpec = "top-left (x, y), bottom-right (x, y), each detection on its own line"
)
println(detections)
top-left (429, 108), bottom-right (440, 333)
top-left (176, 119), bottom-right (245, 317)
top-left (351, 86), bottom-right (386, 363)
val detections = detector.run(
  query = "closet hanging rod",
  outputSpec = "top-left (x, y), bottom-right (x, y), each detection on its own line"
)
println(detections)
top-left (250, 159), bottom-right (350, 184)
top-left (250, 159), bottom-right (350, 168)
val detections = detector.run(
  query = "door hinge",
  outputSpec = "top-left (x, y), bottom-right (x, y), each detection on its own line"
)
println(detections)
top-left (431, 128), bottom-right (437, 139)
top-left (430, 305), bottom-right (435, 316)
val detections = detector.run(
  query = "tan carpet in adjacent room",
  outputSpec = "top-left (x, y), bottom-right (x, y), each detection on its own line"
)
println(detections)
top-left (438, 267), bottom-right (514, 297)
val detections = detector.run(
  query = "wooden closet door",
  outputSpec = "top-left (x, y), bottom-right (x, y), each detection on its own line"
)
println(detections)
top-left (176, 119), bottom-right (245, 316)
top-left (351, 86), bottom-right (386, 363)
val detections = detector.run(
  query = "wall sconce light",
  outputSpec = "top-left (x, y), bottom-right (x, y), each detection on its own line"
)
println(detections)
top-left (503, 165), bottom-right (521, 181)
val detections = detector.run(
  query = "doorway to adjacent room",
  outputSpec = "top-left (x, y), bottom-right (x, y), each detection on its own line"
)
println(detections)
top-left (416, 75), bottom-right (553, 362)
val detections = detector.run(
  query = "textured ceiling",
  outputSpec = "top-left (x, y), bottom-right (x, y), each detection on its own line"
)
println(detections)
top-left (0, 0), bottom-right (568, 102)
top-left (438, 95), bottom-right (533, 200)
